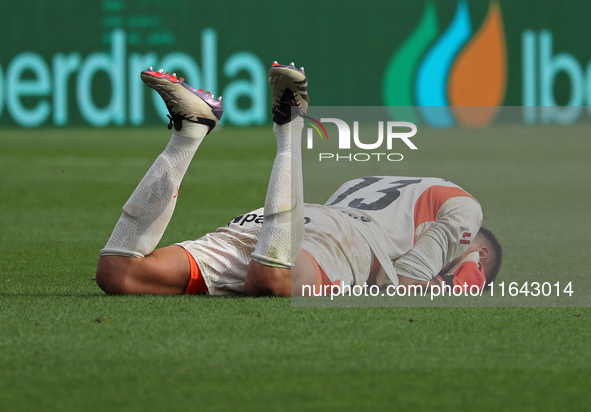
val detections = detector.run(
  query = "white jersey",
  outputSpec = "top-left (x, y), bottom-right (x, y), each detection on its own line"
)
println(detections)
top-left (324, 176), bottom-right (483, 285)
top-left (179, 176), bottom-right (482, 294)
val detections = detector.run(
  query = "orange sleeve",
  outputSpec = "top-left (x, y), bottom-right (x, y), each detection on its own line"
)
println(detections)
top-left (414, 185), bottom-right (476, 228)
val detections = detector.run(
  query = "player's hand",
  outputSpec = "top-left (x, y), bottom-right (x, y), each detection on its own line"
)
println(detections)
top-left (436, 260), bottom-right (486, 291)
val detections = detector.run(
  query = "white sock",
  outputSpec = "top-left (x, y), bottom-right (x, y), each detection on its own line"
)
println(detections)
top-left (251, 118), bottom-right (304, 268)
top-left (100, 123), bottom-right (209, 257)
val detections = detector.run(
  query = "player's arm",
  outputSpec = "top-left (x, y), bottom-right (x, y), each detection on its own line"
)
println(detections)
top-left (396, 275), bottom-right (441, 292)
top-left (394, 196), bottom-right (483, 283)
top-left (396, 258), bottom-right (486, 293)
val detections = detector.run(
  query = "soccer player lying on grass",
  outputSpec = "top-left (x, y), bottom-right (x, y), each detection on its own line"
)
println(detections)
top-left (96, 62), bottom-right (503, 297)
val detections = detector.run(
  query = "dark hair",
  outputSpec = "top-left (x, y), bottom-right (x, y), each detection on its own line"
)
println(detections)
top-left (477, 227), bottom-right (503, 286)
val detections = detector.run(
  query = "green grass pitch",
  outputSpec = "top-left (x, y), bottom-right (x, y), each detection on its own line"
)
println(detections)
top-left (1, 124), bottom-right (590, 411)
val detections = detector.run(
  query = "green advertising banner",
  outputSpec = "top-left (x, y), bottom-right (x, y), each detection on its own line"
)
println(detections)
top-left (2, 0), bottom-right (591, 127)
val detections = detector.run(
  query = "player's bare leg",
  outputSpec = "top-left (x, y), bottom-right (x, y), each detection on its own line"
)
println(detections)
top-left (96, 69), bottom-right (223, 294)
top-left (245, 62), bottom-right (316, 296)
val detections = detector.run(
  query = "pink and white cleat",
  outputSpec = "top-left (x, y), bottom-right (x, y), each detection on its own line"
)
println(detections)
top-left (141, 68), bottom-right (223, 133)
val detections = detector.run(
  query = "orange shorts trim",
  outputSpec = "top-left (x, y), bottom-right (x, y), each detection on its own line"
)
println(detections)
top-left (183, 248), bottom-right (209, 295)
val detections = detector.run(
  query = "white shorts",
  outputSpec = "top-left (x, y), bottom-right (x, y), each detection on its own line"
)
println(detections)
top-left (177, 204), bottom-right (373, 295)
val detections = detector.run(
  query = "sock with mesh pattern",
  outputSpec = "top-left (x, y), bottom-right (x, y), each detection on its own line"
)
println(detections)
top-left (251, 118), bottom-right (304, 268)
top-left (100, 123), bottom-right (208, 257)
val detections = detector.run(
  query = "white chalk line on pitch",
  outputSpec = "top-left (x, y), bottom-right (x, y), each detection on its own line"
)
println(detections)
top-left (0, 156), bottom-right (268, 169)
